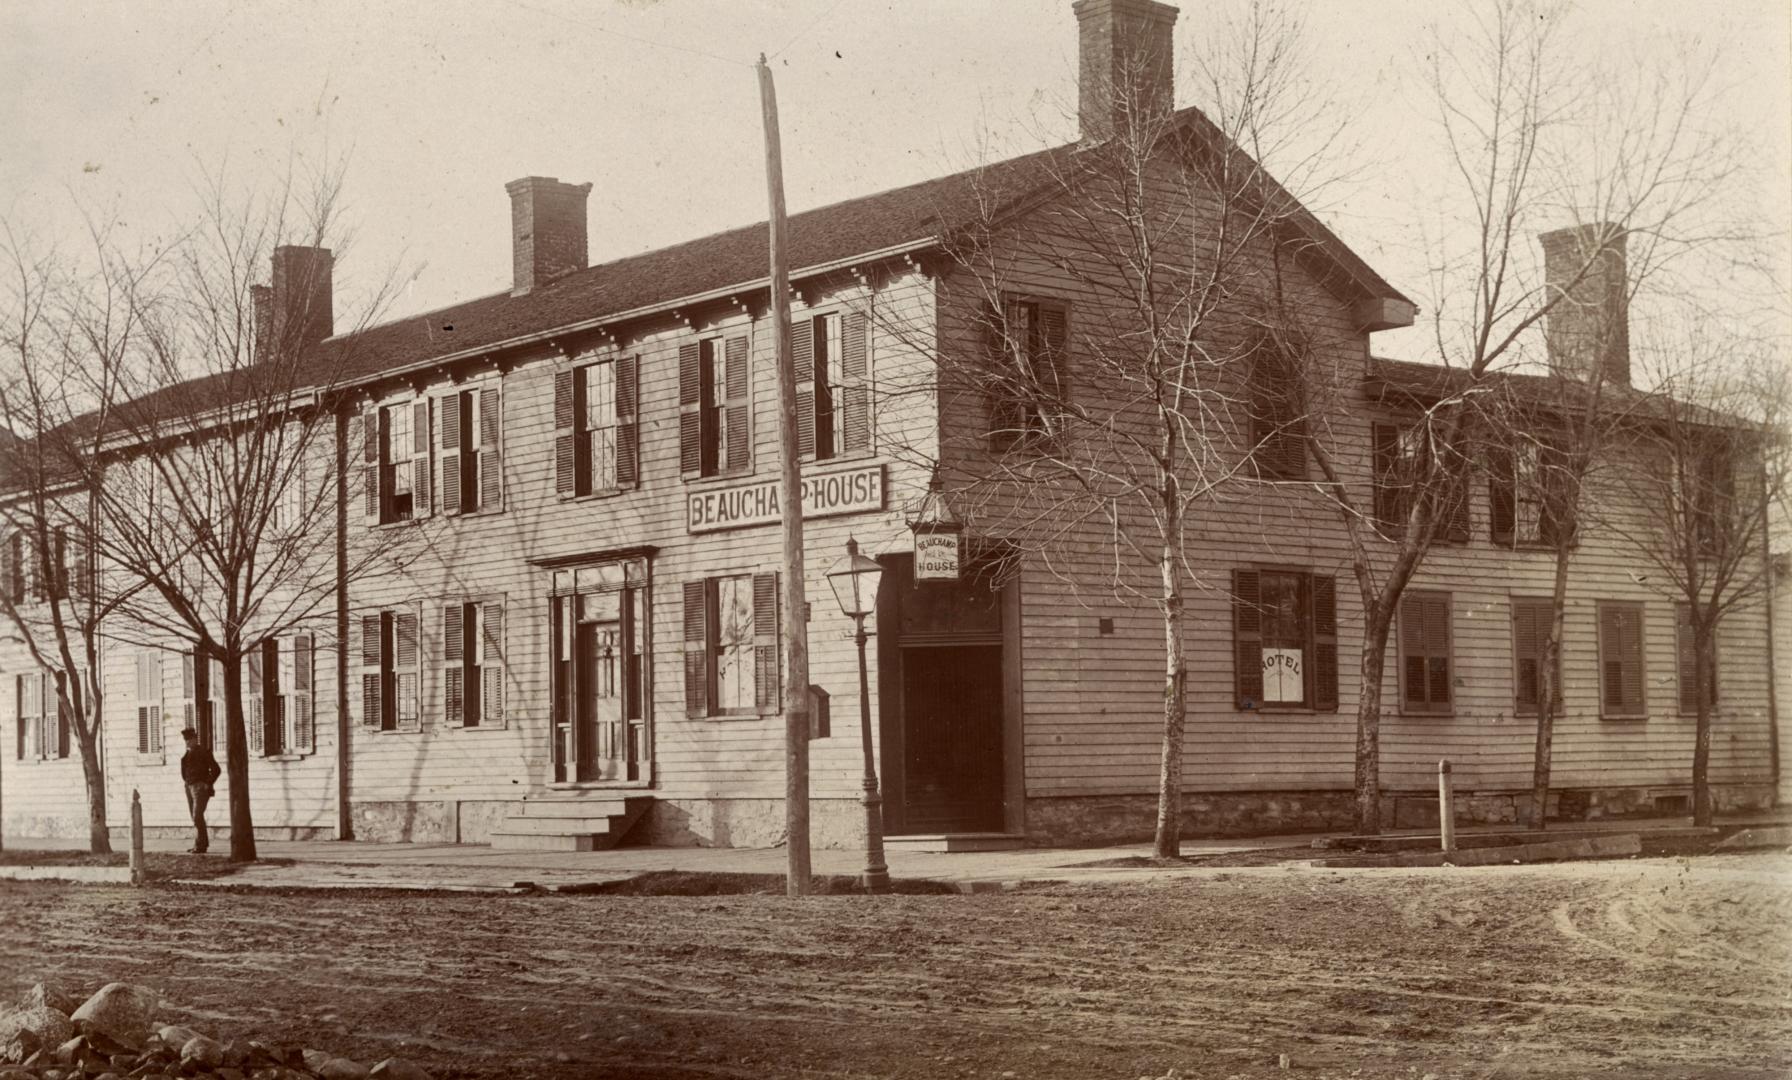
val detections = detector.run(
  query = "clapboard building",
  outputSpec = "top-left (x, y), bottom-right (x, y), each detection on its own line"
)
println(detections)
top-left (1, 0), bottom-right (1777, 849)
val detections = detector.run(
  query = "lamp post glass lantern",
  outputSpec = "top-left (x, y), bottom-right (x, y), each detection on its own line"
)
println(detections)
top-left (825, 537), bottom-right (889, 892)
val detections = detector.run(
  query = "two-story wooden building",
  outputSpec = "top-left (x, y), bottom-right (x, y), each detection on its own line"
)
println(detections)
top-left (2, 0), bottom-right (1777, 850)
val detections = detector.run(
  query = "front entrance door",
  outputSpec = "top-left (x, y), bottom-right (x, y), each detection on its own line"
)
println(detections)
top-left (575, 621), bottom-right (625, 782)
top-left (900, 644), bottom-right (1004, 832)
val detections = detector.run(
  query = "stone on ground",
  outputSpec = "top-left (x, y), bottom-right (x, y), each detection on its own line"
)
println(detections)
top-left (155, 1025), bottom-right (199, 1048)
top-left (369, 1056), bottom-right (431, 1080)
top-left (69, 983), bottom-right (159, 1049)
top-left (16, 985), bottom-right (78, 1017)
top-left (181, 1034), bottom-right (226, 1068)
top-left (0, 1004), bottom-right (76, 1064)
top-left (318, 1056), bottom-right (370, 1080)
top-left (301, 1048), bottom-right (332, 1072)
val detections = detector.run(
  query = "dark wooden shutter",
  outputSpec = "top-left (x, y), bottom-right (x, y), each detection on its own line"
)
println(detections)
top-left (753, 571), bottom-right (780, 712)
top-left (410, 400), bottom-right (432, 517)
top-left (793, 317), bottom-right (816, 458)
top-left (1312, 575), bottom-right (1339, 711)
top-left (14, 677), bottom-right (24, 761)
top-left (842, 311), bottom-right (870, 452)
top-left (1512, 599), bottom-right (1545, 715)
top-left (440, 392), bottom-right (463, 514)
top-left (444, 602), bottom-right (464, 726)
top-left (54, 672), bottom-right (69, 759)
top-left (247, 644), bottom-right (266, 755)
top-left (554, 369), bottom-right (577, 495)
top-left (1675, 604), bottom-right (1713, 715)
top-left (1037, 303), bottom-right (1067, 425)
top-left (1489, 450), bottom-right (1515, 544)
top-left (1373, 424), bottom-right (1401, 530)
top-left (617, 355), bottom-right (640, 486)
top-left (1232, 569), bottom-right (1263, 709)
top-left (361, 408), bottom-right (381, 524)
top-left (683, 580), bottom-right (709, 717)
top-left (679, 341), bottom-right (703, 476)
top-left (1599, 604), bottom-right (1645, 717)
top-left (360, 613), bottom-right (383, 729)
top-left (724, 335), bottom-right (750, 472)
top-left (482, 602), bottom-right (504, 725)
top-left (479, 386), bottom-right (501, 511)
top-left (292, 634), bottom-right (313, 753)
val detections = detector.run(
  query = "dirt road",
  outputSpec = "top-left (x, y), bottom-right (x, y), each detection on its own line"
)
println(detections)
top-left (1, 854), bottom-right (1786, 1079)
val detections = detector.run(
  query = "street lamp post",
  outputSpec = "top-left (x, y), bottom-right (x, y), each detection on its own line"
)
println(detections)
top-left (825, 537), bottom-right (889, 893)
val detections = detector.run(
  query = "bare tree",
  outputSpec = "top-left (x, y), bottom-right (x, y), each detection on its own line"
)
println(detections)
top-left (0, 217), bottom-right (158, 853)
top-left (884, 4), bottom-right (1362, 856)
top-left (19, 162), bottom-right (409, 862)
top-left (1303, 0), bottom-right (1742, 834)
top-left (1606, 324), bottom-right (1788, 826)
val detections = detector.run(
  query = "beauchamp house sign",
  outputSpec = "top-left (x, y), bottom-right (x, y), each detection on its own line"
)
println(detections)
top-left (687, 464), bottom-right (885, 533)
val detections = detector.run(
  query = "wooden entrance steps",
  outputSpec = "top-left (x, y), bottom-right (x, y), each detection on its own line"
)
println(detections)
top-left (488, 794), bottom-right (653, 852)
top-left (884, 832), bottom-right (1027, 853)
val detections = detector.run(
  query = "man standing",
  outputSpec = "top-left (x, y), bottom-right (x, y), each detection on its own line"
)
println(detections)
top-left (180, 727), bottom-right (221, 854)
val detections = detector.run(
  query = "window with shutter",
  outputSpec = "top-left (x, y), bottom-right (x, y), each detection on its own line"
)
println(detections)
top-left (440, 390), bottom-right (465, 514)
top-left (443, 601), bottom-right (466, 727)
top-left (373, 400), bottom-right (430, 523)
top-left (1233, 568), bottom-right (1337, 711)
top-left (1675, 603), bottom-right (1717, 716)
top-left (477, 384), bottom-right (502, 512)
top-left (1597, 601), bottom-right (1647, 719)
top-left (713, 575), bottom-right (756, 712)
top-left (51, 671), bottom-right (69, 759)
top-left (1397, 591), bottom-right (1454, 715)
top-left (247, 643), bottom-right (266, 756)
top-left (1249, 338), bottom-right (1305, 480)
top-left (683, 579), bottom-right (708, 717)
top-left (1510, 598), bottom-right (1561, 716)
top-left (136, 650), bottom-right (163, 756)
top-left (723, 335), bottom-right (751, 473)
top-left (1491, 437), bottom-right (1573, 547)
top-left (793, 316), bottom-right (817, 458)
top-left (360, 408), bottom-right (381, 526)
top-left (14, 675), bottom-right (24, 761)
top-left (482, 601), bottom-right (504, 726)
top-left (360, 612), bottom-right (386, 731)
top-left (753, 571), bottom-right (780, 712)
top-left (988, 298), bottom-right (1067, 450)
top-left (395, 611), bottom-right (421, 731)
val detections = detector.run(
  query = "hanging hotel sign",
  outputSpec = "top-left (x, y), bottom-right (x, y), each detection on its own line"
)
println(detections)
top-left (913, 531), bottom-right (962, 581)
top-left (687, 464), bottom-right (885, 534)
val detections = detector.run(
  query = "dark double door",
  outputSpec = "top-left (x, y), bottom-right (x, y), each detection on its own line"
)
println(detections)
top-left (551, 585), bottom-right (645, 784)
top-left (898, 644), bottom-right (1005, 832)
top-left (879, 555), bottom-right (1010, 835)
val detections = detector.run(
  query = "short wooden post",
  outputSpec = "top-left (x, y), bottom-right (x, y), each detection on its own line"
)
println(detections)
top-left (1437, 760), bottom-right (1456, 853)
top-left (129, 789), bottom-right (145, 885)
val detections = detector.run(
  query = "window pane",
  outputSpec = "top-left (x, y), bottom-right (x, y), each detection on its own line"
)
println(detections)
top-left (715, 576), bottom-right (756, 711)
top-left (1259, 571), bottom-right (1305, 704)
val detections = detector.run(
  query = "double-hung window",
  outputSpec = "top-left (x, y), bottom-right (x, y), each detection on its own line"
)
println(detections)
top-left (680, 335), bottom-right (750, 478)
top-left (683, 572), bottom-right (780, 717)
top-left (794, 311), bottom-right (871, 460)
top-left (1490, 437), bottom-right (1573, 546)
top-left (357, 610), bottom-right (421, 732)
top-left (985, 298), bottom-right (1066, 450)
top-left (1596, 601), bottom-right (1647, 719)
top-left (442, 598), bottom-right (504, 728)
top-left (247, 635), bottom-right (314, 756)
top-left (135, 650), bottom-right (164, 756)
top-left (1249, 338), bottom-right (1305, 480)
top-left (1373, 423), bottom-right (1468, 541)
top-left (362, 400), bottom-right (432, 525)
top-left (14, 671), bottom-right (65, 761)
top-left (1232, 568), bottom-right (1338, 711)
top-left (1397, 591), bottom-right (1454, 715)
top-left (555, 357), bottom-right (639, 496)
top-left (441, 384), bottom-right (505, 514)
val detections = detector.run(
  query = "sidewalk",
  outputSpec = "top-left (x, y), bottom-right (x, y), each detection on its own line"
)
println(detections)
top-left (9, 808), bottom-right (1786, 892)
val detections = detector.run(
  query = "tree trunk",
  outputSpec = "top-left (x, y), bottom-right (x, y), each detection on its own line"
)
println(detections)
top-left (1152, 549), bottom-right (1186, 858)
top-left (1691, 629), bottom-right (1715, 827)
top-left (221, 653), bottom-right (258, 862)
top-left (77, 715), bottom-right (111, 854)
top-left (1530, 541), bottom-right (1573, 831)
top-left (1354, 608), bottom-right (1392, 835)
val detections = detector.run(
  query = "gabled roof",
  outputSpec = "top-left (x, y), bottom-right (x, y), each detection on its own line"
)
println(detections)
top-left (98, 105), bottom-right (1414, 441)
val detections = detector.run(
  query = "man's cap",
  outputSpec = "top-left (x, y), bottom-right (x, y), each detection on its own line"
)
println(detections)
top-left (180, 727), bottom-right (199, 738)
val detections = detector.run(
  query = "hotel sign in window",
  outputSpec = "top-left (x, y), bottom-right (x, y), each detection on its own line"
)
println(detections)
top-left (1233, 568), bottom-right (1338, 711)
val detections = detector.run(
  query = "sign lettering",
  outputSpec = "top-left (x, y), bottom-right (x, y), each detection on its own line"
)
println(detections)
top-left (1262, 647), bottom-right (1304, 704)
top-left (914, 531), bottom-right (961, 581)
top-left (688, 464), bottom-right (885, 534)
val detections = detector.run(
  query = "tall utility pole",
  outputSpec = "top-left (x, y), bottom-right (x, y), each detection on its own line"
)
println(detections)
top-left (756, 54), bottom-right (813, 896)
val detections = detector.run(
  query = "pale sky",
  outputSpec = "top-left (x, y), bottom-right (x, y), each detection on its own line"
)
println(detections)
top-left (3, 0), bottom-right (1788, 364)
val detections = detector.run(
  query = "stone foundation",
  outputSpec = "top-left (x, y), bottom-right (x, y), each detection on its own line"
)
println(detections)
top-left (347, 799), bottom-right (513, 843)
top-left (634, 797), bottom-right (868, 849)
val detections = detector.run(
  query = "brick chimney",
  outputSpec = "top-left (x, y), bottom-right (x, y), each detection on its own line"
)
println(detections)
top-left (1074, 0), bottom-right (1179, 143)
top-left (1540, 223), bottom-right (1628, 386)
top-left (506, 176), bottom-right (593, 296)
top-left (269, 245), bottom-right (335, 348)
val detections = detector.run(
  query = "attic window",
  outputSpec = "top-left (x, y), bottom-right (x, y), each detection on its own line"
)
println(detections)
top-left (442, 324), bottom-right (454, 332)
